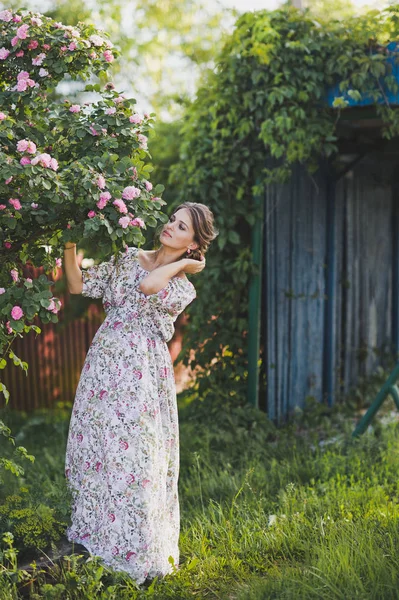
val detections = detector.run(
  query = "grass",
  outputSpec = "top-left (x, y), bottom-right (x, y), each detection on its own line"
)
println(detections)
top-left (1, 387), bottom-right (399, 599)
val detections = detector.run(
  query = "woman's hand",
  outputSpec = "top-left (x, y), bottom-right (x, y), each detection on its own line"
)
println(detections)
top-left (181, 256), bottom-right (206, 274)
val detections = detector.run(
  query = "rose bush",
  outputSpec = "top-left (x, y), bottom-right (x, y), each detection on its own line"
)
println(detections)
top-left (0, 8), bottom-right (167, 476)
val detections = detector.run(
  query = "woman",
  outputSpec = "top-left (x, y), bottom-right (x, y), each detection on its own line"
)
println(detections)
top-left (63, 201), bottom-right (217, 584)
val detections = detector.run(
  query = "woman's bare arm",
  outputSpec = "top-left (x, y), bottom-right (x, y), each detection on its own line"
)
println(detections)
top-left (139, 259), bottom-right (188, 295)
top-left (64, 242), bottom-right (83, 294)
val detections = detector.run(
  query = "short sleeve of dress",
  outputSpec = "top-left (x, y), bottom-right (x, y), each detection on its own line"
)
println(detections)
top-left (138, 275), bottom-right (197, 319)
top-left (81, 254), bottom-right (117, 299)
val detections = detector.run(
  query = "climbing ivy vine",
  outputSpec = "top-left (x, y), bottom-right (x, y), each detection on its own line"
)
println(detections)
top-left (170, 5), bottom-right (399, 402)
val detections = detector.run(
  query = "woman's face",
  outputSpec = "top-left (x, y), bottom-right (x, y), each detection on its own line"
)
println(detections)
top-left (160, 208), bottom-right (198, 253)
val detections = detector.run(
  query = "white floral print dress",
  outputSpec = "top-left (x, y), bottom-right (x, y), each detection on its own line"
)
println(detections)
top-left (64, 246), bottom-right (196, 583)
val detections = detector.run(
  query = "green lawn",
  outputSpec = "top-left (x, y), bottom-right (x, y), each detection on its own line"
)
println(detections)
top-left (1, 388), bottom-right (399, 599)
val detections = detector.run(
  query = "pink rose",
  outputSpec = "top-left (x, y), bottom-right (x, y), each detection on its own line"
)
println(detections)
top-left (69, 104), bottom-right (80, 113)
top-left (131, 217), bottom-right (145, 228)
top-left (0, 288), bottom-right (5, 294)
top-left (10, 269), bottom-right (19, 282)
top-left (105, 107), bottom-right (116, 115)
top-left (88, 210), bottom-right (96, 218)
top-left (16, 24), bottom-right (29, 39)
top-left (9, 198), bottom-right (22, 210)
top-left (17, 139), bottom-right (29, 152)
top-left (96, 175), bottom-right (106, 189)
top-left (118, 216), bottom-right (130, 229)
top-left (55, 258), bottom-right (62, 268)
top-left (0, 205), bottom-right (6, 210)
top-left (0, 112), bottom-right (6, 120)
top-left (129, 114), bottom-right (142, 124)
top-left (20, 156), bottom-right (31, 165)
top-left (5, 321), bottom-right (13, 334)
top-left (15, 50), bottom-right (24, 57)
top-left (0, 47), bottom-right (10, 60)
top-left (28, 40), bottom-right (39, 50)
top-left (11, 37), bottom-right (19, 47)
top-left (13, 15), bottom-right (22, 22)
top-left (144, 180), bottom-right (152, 191)
top-left (96, 198), bottom-right (107, 210)
top-left (68, 42), bottom-right (77, 51)
top-left (122, 186), bottom-right (140, 200)
top-left (0, 10), bottom-right (12, 21)
top-left (11, 305), bottom-right (23, 320)
top-left (50, 158), bottom-right (58, 171)
top-left (103, 50), bottom-right (114, 63)
top-left (138, 134), bottom-right (148, 150)
top-left (31, 202), bottom-right (38, 209)
top-left (89, 124), bottom-right (98, 136)
top-left (17, 70), bottom-right (30, 81)
top-left (32, 53), bottom-right (46, 66)
top-left (113, 199), bottom-right (128, 214)
top-left (5, 177), bottom-right (13, 184)
top-left (4, 242), bottom-right (12, 249)
top-left (25, 278), bottom-right (32, 283)
top-left (99, 191), bottom-right (111, 202)
top-left (17, 79), bottom-right (28, 92)
top-left (42, 44), bottom-right (51, 51)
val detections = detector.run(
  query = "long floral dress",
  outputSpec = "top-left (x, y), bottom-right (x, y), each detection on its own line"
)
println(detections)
top-left (64, 246), bottom-right (196, 583)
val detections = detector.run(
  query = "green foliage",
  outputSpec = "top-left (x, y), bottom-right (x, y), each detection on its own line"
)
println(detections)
top-left (0, 9), bottom-right (169, 483)
top-left (170, 5), bottom-right (399, 396)
top-left (0, 490), bottom-right (66, 553)
top-left (2, 392), bottom-right (399, 597)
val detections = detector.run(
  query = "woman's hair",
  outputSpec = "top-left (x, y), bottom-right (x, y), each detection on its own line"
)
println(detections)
top-left (154, 202), bottom-right (219, 260)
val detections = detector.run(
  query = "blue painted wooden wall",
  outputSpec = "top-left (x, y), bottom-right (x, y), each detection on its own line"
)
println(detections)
top-left (262, 155), bottom-right (396, 420)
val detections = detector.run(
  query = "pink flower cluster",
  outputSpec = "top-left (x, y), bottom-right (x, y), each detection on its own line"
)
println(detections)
top-left (69, 104), bottom-right (80, 113)
top-left (31, 153), bottom-right (58, 170)
top-left (17, 138), bottom-right (36, 153)
top-left (16, 70), bottom-right (36, 91)
top-left (10, 269), bottom-right (19, 282)
top-left (32, 52), bottom-right (46, 66)
top-left (47, 297), bottom-right (62, 314)
top-left (113, 199), bottom-right (128, 214)
top-left (0, 47), bottom-right (10, 60)
top-left (96, 191), bottom-right (111, 209)
top-left (122, 186), bottom-right (140, 200)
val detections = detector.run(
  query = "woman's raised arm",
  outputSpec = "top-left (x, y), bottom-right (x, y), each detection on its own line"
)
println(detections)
top-left (63, 242), bottom-right (83, 295)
